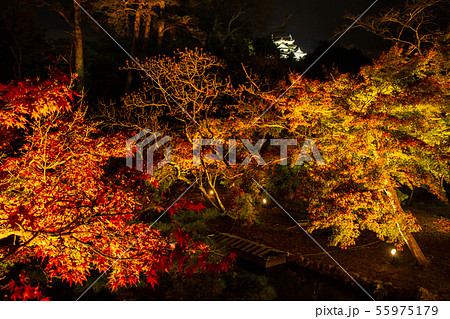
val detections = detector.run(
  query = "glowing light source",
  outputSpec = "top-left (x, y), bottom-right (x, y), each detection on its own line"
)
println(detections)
top-left (391, 248), bottom-right (398, 265)
top-left (262, 198), bottom-right (267, 204)
top-left (209, 190), bottom-right (214, 195)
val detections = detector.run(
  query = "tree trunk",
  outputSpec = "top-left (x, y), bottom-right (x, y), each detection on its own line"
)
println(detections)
top-left (73, 2), bottom-right (84, 92)
top-left (405, 232), bottom-right (430, 266)
top-left (198, 185), bottom-right (227, 213)
top-left (156, 20), bottom-right (165, 53)
top-left (142, 17), bottom-right (151, 56)
top-left (125, 5), bottom-right (142, 93)
top-left (407, 186), bottom-right (415, 206)
top-left (10, 43), bottom-right (22, 80)
top-left (385, 187), bottom-right (430, 267)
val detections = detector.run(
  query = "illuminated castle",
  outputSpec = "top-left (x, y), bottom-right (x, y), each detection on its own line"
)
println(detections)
top-left (272, 35), bottom-right (307, 61)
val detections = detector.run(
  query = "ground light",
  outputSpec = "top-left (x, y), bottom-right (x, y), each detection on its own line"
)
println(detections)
top-left (209, 190), bottom-right (214, 195)
top-left (262, 198), bottom-right (267, 205)
top-left (391, 248), bottom-right (398, 265)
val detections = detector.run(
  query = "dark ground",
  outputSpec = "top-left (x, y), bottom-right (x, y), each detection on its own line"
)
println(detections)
top-left (187, 189), bottom-right (450, 300)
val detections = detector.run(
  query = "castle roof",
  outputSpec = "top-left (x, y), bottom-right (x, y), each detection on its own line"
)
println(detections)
top-left (272, 34), bottom-right (307, 61)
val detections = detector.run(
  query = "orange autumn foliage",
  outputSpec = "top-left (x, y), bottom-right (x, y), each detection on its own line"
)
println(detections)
top-left (0, 73), bottom-right (235, 297)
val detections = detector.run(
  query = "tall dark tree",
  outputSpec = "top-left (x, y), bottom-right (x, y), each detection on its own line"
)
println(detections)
top-left (345, 0), bottom-right (450, 55)
top-left (24, 0), bottom-right (86, 91)
top-left (73, 2), bottom-right (84, 92)
top-left (188, 0), bottom-right (276, 56)
top-left (0, 6), bottom-right (47, 81)
top-left (93, 0), bottom-right (180, 91)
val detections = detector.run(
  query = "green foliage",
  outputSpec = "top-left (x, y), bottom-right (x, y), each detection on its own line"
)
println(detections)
top-left (158, 207), bottom-right (221, 240)
top-left (229, 192), bottom-right (260, 225)
top-left (261, 46), bottom-right (450, 248)
top-left (265, 164), bottom-right (308, 200)
top-left (135, 268), bottom-right (276, 300)
top-left (396, 189), bottom-right (410, 205)
top-left (0, 260), bottom-right (14, 281)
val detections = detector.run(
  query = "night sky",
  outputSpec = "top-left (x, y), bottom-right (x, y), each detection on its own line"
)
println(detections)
top-left (1, 0), bottom-right (395, 53)
top-left (271, 0), bottom-right (392, 53)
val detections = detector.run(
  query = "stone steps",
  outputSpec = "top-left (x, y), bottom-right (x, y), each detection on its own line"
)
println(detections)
top-left (211, 232), bottom-right (288, 269)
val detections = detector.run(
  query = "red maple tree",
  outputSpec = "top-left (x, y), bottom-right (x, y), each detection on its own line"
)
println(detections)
top-left (0, 73), bottom-right (235, 299)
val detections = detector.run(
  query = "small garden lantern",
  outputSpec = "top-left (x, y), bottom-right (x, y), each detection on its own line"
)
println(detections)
top-left (391, 249), bottom-right (398, 265)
